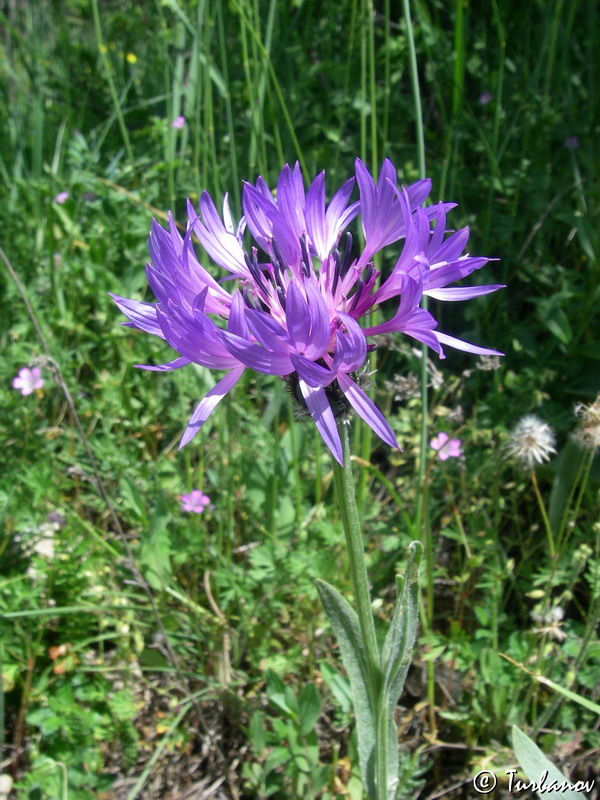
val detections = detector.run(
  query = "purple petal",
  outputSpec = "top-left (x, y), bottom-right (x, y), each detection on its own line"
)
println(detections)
top-left (337, 373), bottom-right (399, 450)
top-left (425, 284), bottom-right (505, 301)
top-left (245, 309), bottom-right (289, 350)
top-left (220, 331), bottom-right (293, 374)
top-left (332, 312), bottom-right (367, 372)
top-left (180, 366), bottom-right (245, 448)
top-left (135, 356), bottom-right (190, 371)
top-left (110, 293), bottom-right (165, 339)
top-left (286, 280), bottom-right (311, 353)
top-left (227, 291), bottom-right (251, 338)
top-left (190, 195), bottom-right (248, 276)
top-left (435, 331), bottom-right (504, 356)
top-left (299, 381), bottom-right (343, 464)
top-left (302, 279), bottom-right (331, 359)
top-left (290, 353), bottom-right (336, 388)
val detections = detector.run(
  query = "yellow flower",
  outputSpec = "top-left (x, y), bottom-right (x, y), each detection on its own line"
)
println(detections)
top-left (126, 53), bottom-right (137, 64)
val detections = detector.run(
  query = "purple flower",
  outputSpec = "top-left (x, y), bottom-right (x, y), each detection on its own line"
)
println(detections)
top-left (479, 91), bottom-right (493, 106)
top-left (180, 490), bottom-right (210, 513)
top-left (112, 159), bottom-right (502, 464)
top-left (53, 191), bottom-right (69, 204)
top-left (563, 135), bottom-right (579, 149)
top-left (170, 116), bottom-right (186, 130)
top-left (430, 432), bottom-right (462, 460)
top-left (12, 366), bottom-right (44, 396)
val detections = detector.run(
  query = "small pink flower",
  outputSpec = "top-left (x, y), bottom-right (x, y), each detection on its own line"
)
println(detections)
top-left (430, 432), bottom-right (462, 461)
top-left (12, 366), bottom-right (44, 396)
top-left (180, 490), bottom-right (210, 513)
top-left (53, 191), bottom-right (69, 204)
top-left (479, 91), bottom-right (493, 105)
top-left (170, 116), bottom-right (186, 130)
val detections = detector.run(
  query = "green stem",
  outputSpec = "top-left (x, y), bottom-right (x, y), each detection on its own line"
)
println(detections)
top-left (530, 469), bottom-right (556, 560)
top-left (332, 425), bottom-right (379, 674)
top-left (332, 424), bottom-right (389, 800)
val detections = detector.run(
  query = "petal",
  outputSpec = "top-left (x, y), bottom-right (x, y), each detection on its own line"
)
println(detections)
top-left (190, 195), bottom-right (248, 276)
top-left (302, 279), bottom-right (331, 359)
top-left (425, 284), bottom-right (505, 301)
top-left (135, 356), bottom-right (190, 371)
top-left (305, 171), bottom-right (326, 257)
top-left (179, 366), bottom-right (245, 448)
top-left (290, 353), bottom-right (336, 388)
top-left (299, 381), bottom-right (343, 464)
top-left (337, 373), bottom-right (399, 450)
top-left (332, 312), bottom-right (367, 372)
top-left (434, 331), bottom-right (504, 356)
top-left (110, 293), bottom-right (165, 339)
top-left (286, 280), bottom-right (311, 353)
top-left (220, 331), bottom-right (293, 374)
top-left (245, 309), bottom-right (289, 350)
top-left (227, 291), bottom-right (251, 338)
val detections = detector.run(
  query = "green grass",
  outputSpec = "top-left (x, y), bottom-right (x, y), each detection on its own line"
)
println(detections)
top-left (1, 1), bottom-right (599, 798)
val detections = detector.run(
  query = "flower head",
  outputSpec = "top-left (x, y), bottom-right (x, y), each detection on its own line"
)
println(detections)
top-left (479, 91), bottom-right (493, 106)
top-left (507, 414), bottom-right (556, 468)
top-left (12, 366), bottom-right (44, 396)
top-left (53, 191), bottom-right (69, 204)
top-left (563, 135), bottom-right (579, 149)
top-left (430, 431), bottom-right (462, 460)
top-left (180, 490), bottom-right (210, 513)
top-left (574, 393), bottom-right (600, 450)
top-left (170, 115), bottom-right (186, 129)
top-left (112, 159), bottom-right (503, 464)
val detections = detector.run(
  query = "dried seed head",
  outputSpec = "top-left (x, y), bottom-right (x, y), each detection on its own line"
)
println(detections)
top-left (507, 414), bottom-right (556, 469)
top-left (574, 393), bottom-right (600, 450)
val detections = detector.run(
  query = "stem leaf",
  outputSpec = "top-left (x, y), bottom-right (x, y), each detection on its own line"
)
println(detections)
top-left (381, 541), bottom-right (422, 737)
top-left (316, 578), bottom-right (376, 798)
top-left (511, 726), bottom-right (589, 800)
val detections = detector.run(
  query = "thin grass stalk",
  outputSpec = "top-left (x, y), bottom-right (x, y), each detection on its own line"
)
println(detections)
top-left (357, 0), bottom-right (380, 516)
top-left (90, 0), bottom-right (134, 165)
top-left (402, 0), bottom-right (435, 737)
top-left (217, 2), bottom-right (240, 206)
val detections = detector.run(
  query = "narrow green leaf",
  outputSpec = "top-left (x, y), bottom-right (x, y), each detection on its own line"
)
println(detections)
top-left (511, 726), bottom-right (590, 800)
top-left (316, 578), bottom-right (376, 798)
top-left (298, 683), bottom-right (321, 736)
top-left (380, 541), bottom-right (422, 799)
top-left (381, 542), bottom-right (422, 710)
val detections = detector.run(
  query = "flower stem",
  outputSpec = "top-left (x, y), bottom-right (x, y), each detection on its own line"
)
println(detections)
top-left (333, 423), bottom-right (389, 800)
top-left (333, 425), bottom-right (380, 676)
top-left (530, 469), bottom-right (556, 559)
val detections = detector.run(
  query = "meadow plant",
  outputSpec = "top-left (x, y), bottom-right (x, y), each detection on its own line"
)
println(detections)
top-left (113, 159), bottom-right (502, 799)
top-left (11, 366), bottom-right (44, 396)
top-left (180, 490), bottom-right (210, 514)
top-left (429, 432), bottom-right (462, 461)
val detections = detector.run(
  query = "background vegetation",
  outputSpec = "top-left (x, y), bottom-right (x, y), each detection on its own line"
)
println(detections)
top-left (1, 0), bottom-right (598, 798)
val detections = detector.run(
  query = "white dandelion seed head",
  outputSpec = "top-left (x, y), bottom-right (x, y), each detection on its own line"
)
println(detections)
top-left (507, 414), bottom-right (556, 469)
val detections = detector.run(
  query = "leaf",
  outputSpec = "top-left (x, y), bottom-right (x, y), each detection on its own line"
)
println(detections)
top-left (320, 662), bottom-right (353, 713)
top-left (265, 669), bottom-right (298, 718)
top-left (511, 726), bottom-right (590, 800)
top-left (379, 542), bottom-right (422, 799)
top-left (381, 542), bottom-right (422, 715)
top-left (316, 578), bottom-right (376, 799)
top-left (298, 683), bottom-right (321, 736)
